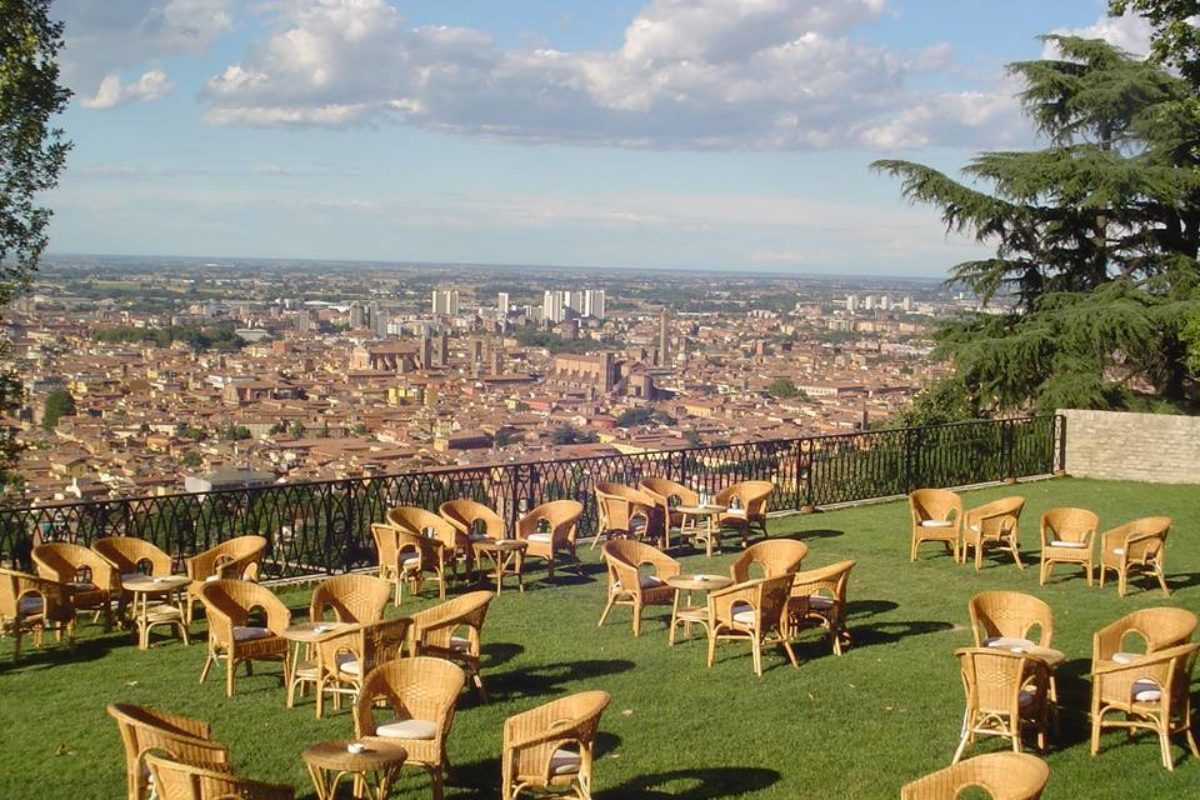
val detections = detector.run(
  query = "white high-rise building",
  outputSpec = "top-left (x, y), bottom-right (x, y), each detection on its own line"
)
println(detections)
top-left (863, 295), bottom-right (876, 311)
top-left (901, 296), bottom-right (912, 313)
top-left (543, 290), bottom-right (565, 323)
top-left (497, 292), bottom-right (510, 315)
top-left (583, 289), bottom-right (606, 319)
top-left (431, 290), bottom-right (460, 316)
top-left (880, 295), bottom-right (891, 311)
top-left (845, 294), bottom-right (858, 312)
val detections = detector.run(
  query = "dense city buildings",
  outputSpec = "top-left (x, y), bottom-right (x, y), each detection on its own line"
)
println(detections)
top-left (1, 256), bottom-right (977, 506)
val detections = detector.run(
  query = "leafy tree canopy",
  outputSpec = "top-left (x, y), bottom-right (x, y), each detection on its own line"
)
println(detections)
top-left (874, 36), bottom-right (1200, 415)
top-left (550, 424), bottom-right (598, 445)
top-left (767, 378), bottom-right (803, 399)
top-left (41, 387), bottom-right (74, 430)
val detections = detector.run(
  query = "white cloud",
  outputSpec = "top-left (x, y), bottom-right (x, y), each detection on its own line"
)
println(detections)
top-left (58, 0), bottom-right (234, 99)
top-left (1045, 12), bottom-right (1153, 58)
top-left (199, 0), bottom-right (1018, 151)
top-left (81, 69), bottom-right (174, 109)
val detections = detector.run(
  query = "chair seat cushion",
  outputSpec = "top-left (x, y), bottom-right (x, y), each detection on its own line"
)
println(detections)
top-left (1111, 652), bottom-right (1141, 665)
top-left (18, 597), bottom-right (43, 615)
top-left (920, 519), bottom-right (954, 528)
top-left (1050, 540), bottom-right (1087, 548)
top-left (1018, 689), bottom-right (1036, 707)
top-left (805, 595), bottom-right (835, 611)
top-left (526, 533), bottom-right (553, 543)
top-left (549, 748), bottom-right (582, 776)
top-left (731, 602), bottom-right (756, 626)
top-left (449, 634), bottom-right (471, 652)
top-left (376, 718), bottom-right (438, 740)
top-left (613, 575), bottom-right (666, 592)
top-left (68, 581), bottom-right (97, 592)
top-left (121, 572), bottom-right (142, 583)
top-left (233, 626), bottom-right (272, 642)
top-left (401, 556), bottom-right (421, 571)
top-left (1132, 679), bottom-right (1162, 703)
top-left (336, 653), bottom-right (361, 676)
top-left (1111, 547), bottom-right (1125, 556)
top-left (984, 636), bottom-right (1036, 651)
top-left (205, 574), bottom-right (221, 583)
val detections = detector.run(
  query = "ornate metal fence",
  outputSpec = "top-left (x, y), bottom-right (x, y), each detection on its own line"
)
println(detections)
top-left (0, 415), bottom-right (1063, 579)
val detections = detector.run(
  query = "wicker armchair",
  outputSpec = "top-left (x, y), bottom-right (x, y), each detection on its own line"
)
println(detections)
top-left (501, 690), bottom-right (611, 800)
top-left (962, 496), bottom-right (1026, 571)
top-left (390, 505), bottom-right (470, 583)
top-left (32, 542), bottom-right (116, 631)
top-left (706, 574), bottom-right (797, 676)
top-left (0, 567), bottom-right (75, 660)
top-left (968, 591), bottom-right (1054, 650)
top-left (638, 477), bottom-right (699, 549)
top-left (597, 539), bottom-right (681, 637)
top-left (372, 522), bottom-right (450, 603)
top-left (287, 574), bottom-right (392, 708)
top-left (953, 647), bottom-right (1050, 762)
top-left (714, 480), bottom-right (774, 546)
top-left (516, 500), bottom-right (584, 580)
top-left (900, 752), bottom-right (1050, 800)
top-left (411, 590), bottom-right (494, 699)
top-left (107, 703), bottom-right (231, 800)
top-left (908, 488), bottom-right (963, 562)
top-left (312, 616), bottom-right (412, 718)
top-left (355, 656), bottom-right (466, 800)
top-left (93, 536), bottom-right (174, 620)
top-left (1038, 507), bottom-right (1098, 586)
top-left (144, 752), bottom-right (294, 800)
top-left (593, 482), bottom-right (662, 549)
top-left (1098, 516), bottom-right (1171, 597)
top-left (441, 499), bottom-right (506, 580)
top-left (1092, 607), bottom-right (1198, 671)
top-left (786, 559), bottom-right (856, 656)
top-left (184, 535), bottom-right (267, 624)
top-left (729, 539), bottom-right (808, 582)
top-left (198, 579), bottom-right (290, 697)
top-left (1090, 642), bottom-right (1200, 770)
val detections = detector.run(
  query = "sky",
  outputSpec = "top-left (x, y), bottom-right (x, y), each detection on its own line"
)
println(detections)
top-left (45, 0), bottom-right (1156, 277)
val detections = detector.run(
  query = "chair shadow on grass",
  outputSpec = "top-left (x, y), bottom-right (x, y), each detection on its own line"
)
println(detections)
top-left (0, 628), bottom-right (130, 675)
top-left (597, 766), bottom-right (782, 799)
top-left (430, 733), bottom-right (626, 799)
top-left (785, 528), bottom-right (845, 541)
top-left (844, 619), bottom-right (954, 649)
top-left (485, 658), bottom-right (636, 702)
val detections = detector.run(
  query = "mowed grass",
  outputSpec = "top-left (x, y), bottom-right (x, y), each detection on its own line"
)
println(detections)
top-left (1, 477), bottom-right (1199, 799)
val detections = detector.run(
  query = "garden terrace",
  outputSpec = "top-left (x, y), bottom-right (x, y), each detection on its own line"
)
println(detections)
top-left (1, 477), bottom-right (1196, 799)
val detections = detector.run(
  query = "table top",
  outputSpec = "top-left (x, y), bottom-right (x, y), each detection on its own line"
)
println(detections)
top-left (667, 574), bottom-right (734, 592)
top-left (474, 538), bottom-right (528, 552)
top-left (675, 504), bottom-right (727, 515)
top-left (987, 640), bottom-right (1066, 668)
top-left (285, 621), bottom-right (352, 642)
top-left (302, 738), bottom-right (408, 771)
top-left (122, 574), bottom-right (190, 593)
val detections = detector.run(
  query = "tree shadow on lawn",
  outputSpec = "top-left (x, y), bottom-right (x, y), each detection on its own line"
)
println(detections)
top-left (485, 658), bottom-right (636, 702)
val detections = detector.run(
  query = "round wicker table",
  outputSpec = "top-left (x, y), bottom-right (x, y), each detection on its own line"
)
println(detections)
top-left (284, 621), bottom-right (350, 710)
top-left (122, 574), bottom-right (190, 650)
top-left (472, 538), bottom-right (527, 594)
top-left (674, 504), bottom-right (728, 557)
top-left (666, 573), bottom-right (734, 645)
top-left (302, 738), bottom-right (408, 800)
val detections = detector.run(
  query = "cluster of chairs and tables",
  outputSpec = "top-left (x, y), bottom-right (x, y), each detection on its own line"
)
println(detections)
top-left (899, 486), bottom-right (1196, 798)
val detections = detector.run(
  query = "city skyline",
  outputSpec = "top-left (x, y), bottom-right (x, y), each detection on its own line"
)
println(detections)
top-left (47, 1), bottom-right (1150, 277)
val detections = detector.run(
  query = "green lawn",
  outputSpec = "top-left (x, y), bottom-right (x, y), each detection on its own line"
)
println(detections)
top-left (2, 477), bottom-right (1199, 799)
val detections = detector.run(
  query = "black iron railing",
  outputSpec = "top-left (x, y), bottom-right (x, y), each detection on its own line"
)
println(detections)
top-left (1, 415), bottom-right (1064, 578)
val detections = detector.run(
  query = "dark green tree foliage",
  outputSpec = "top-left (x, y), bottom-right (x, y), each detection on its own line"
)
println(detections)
top-left (550, 424), bottom-right (598, 445)
top-left (41, 387), bottom-right (74, 429)
top-left (874, 36), bottom-right (1200, 414)
top-left (93, 324), bottom-right (246, 353)
top-left (0, 1), bottom-right (70, 488)
top-left (767, 378), bottom-right (800, 399)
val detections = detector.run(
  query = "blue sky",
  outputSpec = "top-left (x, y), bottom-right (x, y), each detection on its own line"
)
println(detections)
top-left (47, 1), bottom-right (1153, 277)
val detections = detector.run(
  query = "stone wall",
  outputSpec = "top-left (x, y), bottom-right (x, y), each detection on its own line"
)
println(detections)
top-left (1061, 408), bottom-right (1200, 484)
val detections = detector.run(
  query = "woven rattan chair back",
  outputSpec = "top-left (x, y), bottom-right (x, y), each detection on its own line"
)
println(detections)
top-left (969, 591), bottom-right (1053, 648)
top-left (355, 655), bottom-right (466, 736)
top-left (1040, 507), bottom-right (1098, 545)
top-left (1094, 607), bottom-right (1198, 663)
top-left (186, 535), bottom-right (267, 582)
top-left (309, 574), bottom-right (390, 624)
top-left (33, 542), bottom-right (115, 590)
top-left (93, 537), bottom-right (172, 578)
top-left (787, 559), bottom-right (855, 655)
top-left (412, 590), bottom-right (494, 697)
top-left (715, 480), bottom-right (774, 539)
top-left (963, 496), bottom-right (1025, 569)
top-left (909, 488), bottom-right (963, 561)
top-left (900, 752), bottom-right (1050, 799)
top-left (107, 703), bottom-right (231, 800)
top-left (954, 647), bottom-right (1049, 762)
top-left (502, 690), bottom-right (611, 800)
top-left (388, 505), bottom-right (457, 547)
top-left (730, 539), bottom-right (808, 582)
top-left (439, 499), bottom-right (506, 540)
top-left (143, 752), bottom-right (294, 800)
